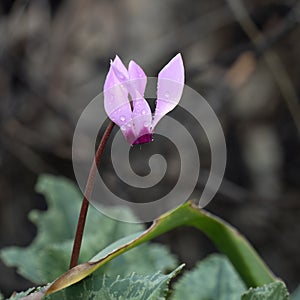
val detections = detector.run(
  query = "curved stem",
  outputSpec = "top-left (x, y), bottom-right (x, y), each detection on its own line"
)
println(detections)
top-left (69, 121), bottom-right (115, 269)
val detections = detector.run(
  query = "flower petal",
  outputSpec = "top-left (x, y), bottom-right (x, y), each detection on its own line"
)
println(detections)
top-left (132, 98), bottom-right (152, 142)
top-left (127, 60), bottom-right (152, 143)
top-left (103, 64), bottom-right (135, 144)
top-left (128, 60), bottom-right (147, 99)
top-left (152, 53), bottom-right (184, 128)
top-left (110, 55), bottom-right (129, 82)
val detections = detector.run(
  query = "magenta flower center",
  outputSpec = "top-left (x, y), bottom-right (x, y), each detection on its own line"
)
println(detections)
top-left (132, 133), bottom-right (153, 145)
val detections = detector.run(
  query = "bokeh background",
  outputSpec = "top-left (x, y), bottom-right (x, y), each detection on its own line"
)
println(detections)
top-left (0, 0), bottom-right (300, 297)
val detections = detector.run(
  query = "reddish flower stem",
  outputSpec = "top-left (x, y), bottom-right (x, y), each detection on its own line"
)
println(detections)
top-left (69, 121), bottom-right (115, 269)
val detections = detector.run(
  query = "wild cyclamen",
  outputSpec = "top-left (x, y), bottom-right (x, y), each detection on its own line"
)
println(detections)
top-left (104, 53), bottom-right (184, 144)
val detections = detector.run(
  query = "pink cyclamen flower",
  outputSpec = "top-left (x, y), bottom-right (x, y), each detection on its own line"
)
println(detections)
top-left (104, 53), bottom-right (184, 145)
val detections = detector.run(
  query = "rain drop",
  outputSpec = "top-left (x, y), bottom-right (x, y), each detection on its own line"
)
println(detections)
top-left (120, 115), bottom-right (126, 122)
top-left (121, 125), bottom-right (126, 131)
top-left (141, 109), bottom-right (146, 115)
top-left (164, 92), bottom-right (170, 99)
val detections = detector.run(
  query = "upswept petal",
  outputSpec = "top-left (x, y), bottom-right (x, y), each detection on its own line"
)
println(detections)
top-left (110, 55), bottom-right (129, 82)
top-left (127, 60), bottom-right (152, 142)
top-left (152, 53), bottom-right (184, 128)
top-left (103, 64), bottom-right (134, 143)
top-left (131, 98), bottom-right (152, 142)
top-left (128, 60), bottom-right (147, 99)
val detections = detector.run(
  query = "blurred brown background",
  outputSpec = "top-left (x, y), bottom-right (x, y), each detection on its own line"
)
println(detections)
top-left (0, 0), bottom-right (300, 297)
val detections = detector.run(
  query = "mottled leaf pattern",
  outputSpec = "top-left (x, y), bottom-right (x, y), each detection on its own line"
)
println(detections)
top-left (171, 254), bottom-right (246, 300)
top-left (242, 281), bottom-right (290, 300)
top-left (45, 265), bottom-right (184, 300)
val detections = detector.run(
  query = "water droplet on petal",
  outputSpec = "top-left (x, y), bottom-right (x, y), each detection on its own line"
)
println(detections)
top-left (164, 92), bottom-right (170, 99)
top-left (141, 109), bottom-right (146, 115)
top-left (144, 122), bottom-right (150, 127)
top-left (120, 115), bottom-right (126, 122)
top-left (121, 125), bottom-right (126, 131)
top-left (127, 123), bottom-right (132, 128)
top-left (109, 94), bottom-right (114, 100)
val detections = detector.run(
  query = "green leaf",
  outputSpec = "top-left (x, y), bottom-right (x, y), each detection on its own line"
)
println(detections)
top-left (96, 243), bottom-right (177, 277)
top-left (0, 175), bottom-right (176, 284)
top-left (44, 265), bottom-right (184, 300)
top-left (241, 281), bottom-right (290, 300)
top-left (6, 287), bottom-right (44, 300)
top-left (171, 254), bottom-right (246, 300)
top-left (46, 201), bottom-right (276, 295)
top-left (7, 288), bottom-right (34, 300)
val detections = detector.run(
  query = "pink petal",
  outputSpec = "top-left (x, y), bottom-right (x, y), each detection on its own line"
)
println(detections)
top-left (103, 64), bottom-right (135, 144)
top-left (127, 61), bottom-right (153, 143)
top-left (103, 65), bottom-right (130, 121)
top-left (132, 98), bottom-right (152, 141)
top-left (111, 55), bottom-right (129, 82)
top-left (152, 53), bottom-right (184, 128)
top-left (128, 60), bottom-right (147, 99)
